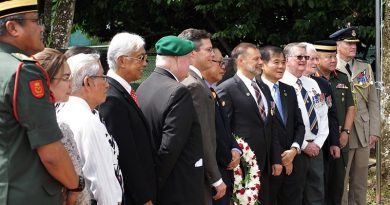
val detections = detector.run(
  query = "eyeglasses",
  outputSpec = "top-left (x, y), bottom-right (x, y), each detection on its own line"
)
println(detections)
top-left (52, 74), bottom-right (72, 81)
top-left (89, 75), bottom-right (108, 82)
top-left (289, 55), bottom-right (310, 61)
top-left (123, 54), bottom-right (148, 63)
top-left (197, 47), bottom-right (214, 53)
top-left (212, 60), bottom-right (226, 67)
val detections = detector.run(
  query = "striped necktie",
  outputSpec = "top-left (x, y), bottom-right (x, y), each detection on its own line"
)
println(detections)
top-left (251, 81), bottom-right (266, 121)
top-left (296, 79), bottom-right (318, 135)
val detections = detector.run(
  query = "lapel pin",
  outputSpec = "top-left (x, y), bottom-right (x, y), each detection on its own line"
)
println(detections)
top-left (246, 93), bottom-right (250, 96)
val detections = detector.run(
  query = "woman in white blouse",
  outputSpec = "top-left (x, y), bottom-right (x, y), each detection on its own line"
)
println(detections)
top-left (34, 48), bottom-right (90, 205)
top-left (56, 53), bottom-right (123, 205)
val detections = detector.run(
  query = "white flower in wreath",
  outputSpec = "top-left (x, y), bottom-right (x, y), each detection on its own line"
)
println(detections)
top-left (232, 137), bottom-right (261, 205)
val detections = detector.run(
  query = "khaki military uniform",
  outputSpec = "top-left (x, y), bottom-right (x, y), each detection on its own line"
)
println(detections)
top-left (0, 42), bottom-right (63, 205)
top-left (337, 57), bottom-right (380, 205)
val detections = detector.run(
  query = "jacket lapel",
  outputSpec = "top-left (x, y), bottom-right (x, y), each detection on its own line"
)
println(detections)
top-left (108, 77), bottom-right (149, 125)
top-left (233, 75), bottom-right (262, 120)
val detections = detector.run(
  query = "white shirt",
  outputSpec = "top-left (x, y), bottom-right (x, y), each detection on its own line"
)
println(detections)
top-left (237, 70), bottom-right (268, 115)
top-left (107, 69), bottom-right (132, 95)
top-left (190, 65), bottom-right (202, 78)
top-left (281, 71), bottom-right (329, 150)
top-left (57, 96), bottom-right (123, 205)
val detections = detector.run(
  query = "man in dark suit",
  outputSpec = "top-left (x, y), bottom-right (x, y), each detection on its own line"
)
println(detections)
top-left (259, 46), bottom-right (305, 205)
top-left (217, 43), bottom-right (280, 205)
top-left (179, 29), bottom-right (226, 204)
top-left (202, 48), bottom-right (242, 205)
top-left (98, 32), bottom-right (156, 205)
top-left (137, 36), bottom-right (204, 205)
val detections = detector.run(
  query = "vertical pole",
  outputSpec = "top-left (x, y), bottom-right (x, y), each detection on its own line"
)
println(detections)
top-left (375, 0), bottom-right (382, 203)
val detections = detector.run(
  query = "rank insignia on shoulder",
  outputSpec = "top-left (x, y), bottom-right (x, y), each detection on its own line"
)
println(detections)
top-left (11, 53), bottom-right (36, 62)
top-left (29, 80), bottom-right (45, 98)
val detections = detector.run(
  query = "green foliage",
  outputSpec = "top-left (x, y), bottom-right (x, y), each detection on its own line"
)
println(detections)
top-left (72, 0), bottom-right (375, 54)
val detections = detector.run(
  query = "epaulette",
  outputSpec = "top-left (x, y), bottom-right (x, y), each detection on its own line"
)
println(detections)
top-left (355, 58), bottom-right (368, 63)
top-left (11, 53), bottom-right (36, 62)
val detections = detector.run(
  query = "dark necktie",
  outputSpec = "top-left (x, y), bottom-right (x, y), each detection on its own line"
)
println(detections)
top-left (296, 79), bottom-right (318, 135)
top-left (251, 81), bottom-right (266, 121)
top-left (130, 89), bottom-right (140, 107)
top-left (345, 63), bottom-right (352, 76)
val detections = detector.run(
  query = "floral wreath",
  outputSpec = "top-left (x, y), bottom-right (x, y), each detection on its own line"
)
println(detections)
top-left (232, 137), bottom-right (261, 205)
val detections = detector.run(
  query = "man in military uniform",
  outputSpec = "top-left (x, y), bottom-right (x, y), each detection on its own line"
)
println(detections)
top-left (0, 1), bottom-right (81, 204)
top-left (313, 40), bottom-right (355, 205)
top-left (330, 27), bottom-right (380, 205)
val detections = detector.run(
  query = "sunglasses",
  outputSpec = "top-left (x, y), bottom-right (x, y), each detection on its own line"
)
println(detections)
top-left (289, 55), bottom-right (310, 61)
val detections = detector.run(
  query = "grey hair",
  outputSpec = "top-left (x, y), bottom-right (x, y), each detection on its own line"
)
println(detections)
top-left (67, 53), bottom-right (101, 93)
top-left (0, 14), bottom-right (25, 36)
top-left (302, 42), bottom-right (317, 53)
top-left (107, 32), bottom-right (145, 71)
top-left (283, 42), bottom-right (307, 57)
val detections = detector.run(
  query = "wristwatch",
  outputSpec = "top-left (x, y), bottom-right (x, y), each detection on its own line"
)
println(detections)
top-left (341, 128), bottom-right (350, 135)
top-left (68, 175), bottom-right (85, 192)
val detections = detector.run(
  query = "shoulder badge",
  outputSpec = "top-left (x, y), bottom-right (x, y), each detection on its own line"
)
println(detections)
top-left (355, 58), bottom-right (368, 63)
top-left (29, 80), bottom-right (45, 98)
top-left (11, 53), bottom-right (36, 62)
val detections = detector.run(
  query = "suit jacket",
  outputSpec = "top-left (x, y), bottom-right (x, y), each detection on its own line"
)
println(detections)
top-left (311, 75), bottom-right (340, 160)
top-left (258, 80), bottom-right (305, 165)
top-left (217, 74), bottom-right (277, 173)
top-left (337, 59), bottom-right (380, 148)
top-left (182, 70), bottom-right (221, 186)
top-left (212, 88), bottom-right (241, 192)
top-left (98, 77), bottom-right (157, 205)
top-left (136, 67), bottom-right (204, 205)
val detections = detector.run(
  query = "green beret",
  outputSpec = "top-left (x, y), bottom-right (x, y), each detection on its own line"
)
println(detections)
top-left (155, 35), bottom-right (195, 56)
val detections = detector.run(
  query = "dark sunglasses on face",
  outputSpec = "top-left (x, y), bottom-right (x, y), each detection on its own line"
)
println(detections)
top-left (290, 55), bottom-right (310, 61)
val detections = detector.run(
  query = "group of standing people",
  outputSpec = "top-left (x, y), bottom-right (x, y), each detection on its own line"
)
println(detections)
top-left (0, 1), bottom-right (380, 205)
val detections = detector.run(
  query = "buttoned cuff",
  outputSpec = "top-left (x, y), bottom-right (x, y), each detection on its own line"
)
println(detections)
top-left (291, 142), bottom-right (301, 154)
top-left (212, 178), bottom-right (223, 187)
top-left (232, 148), bottom-right (242, 156)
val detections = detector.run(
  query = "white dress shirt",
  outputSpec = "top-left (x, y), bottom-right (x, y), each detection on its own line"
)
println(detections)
top-left (236, 70), bottom-right (268, 115)
top-left (57, 96), bottom-right (123, 205)
top-left (107, 69), bottom-right (133, 95)
top-left (281, 71), bottom-right (329, 150)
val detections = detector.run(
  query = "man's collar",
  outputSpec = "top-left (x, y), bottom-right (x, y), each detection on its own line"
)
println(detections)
top-left (189, 65), bottom-right (202, 79)
top-left (107, 69), bottom-right (132, 94)
top-left (261, 75), bottom-right (278, 89)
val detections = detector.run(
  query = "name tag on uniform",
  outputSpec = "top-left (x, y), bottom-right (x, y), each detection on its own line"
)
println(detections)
top-left (336, 83), bottom-right (348, 89)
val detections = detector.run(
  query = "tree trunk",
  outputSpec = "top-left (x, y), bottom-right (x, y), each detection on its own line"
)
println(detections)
top-left (43, 0), bottom-right (52, 45)
top-left (380, 0), bottom-right (390, 201)
top-left (50, 0), bottom-right (76, 49)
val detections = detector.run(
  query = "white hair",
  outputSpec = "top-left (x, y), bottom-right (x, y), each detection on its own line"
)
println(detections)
top-left (107, 32), bottom-right (145, 71)
top-left (302, 42), bottom-right (317, 53)
top-left (67, 53), bottom-right (101, 93)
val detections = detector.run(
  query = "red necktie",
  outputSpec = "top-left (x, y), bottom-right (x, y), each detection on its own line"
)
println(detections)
top-left (130, 89), bottom-right (139, 107)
